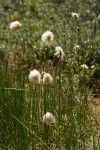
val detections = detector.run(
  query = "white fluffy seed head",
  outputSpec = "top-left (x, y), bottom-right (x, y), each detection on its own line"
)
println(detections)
top-left (72, 13), bottom-right (79, 19)
top-left (81, 64), bottom-right (88, 69)
top-left (74, 45), bottom-right (80, 50)
top-left (41, 31), bottom-right (54, 45)
top-left (43, 73), bottom-right (53, 84)
top-left (43, 112), bottom-right (55, 125)
top-left (10, 21), bottom-right (21, 30)
top-left (28, 69), bottom-right (41, 84)
top-left (91, 65), bottom-right (94, 69)
top-left (54, 46), bottom-right (65, 60)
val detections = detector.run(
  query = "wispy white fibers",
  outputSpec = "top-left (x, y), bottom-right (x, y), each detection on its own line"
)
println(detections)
top-left (10, 21), bottom-right (21, 30)
top-left (43, 73), bottom-right (53, 84)
top-left (43, 112), bottom-right (55, 125)
top-left (72, 13), bottom-right (79, 19)
top-left (54, 46), bottom-right (65, 60)
top-left (41, 31), bottom-right (54, 45)
top-left (81, 64), bottom-right (88, 69)
top-left (74, 45), bottom-right (80, 50)
top-left (29, 69), bottom-right (41, 84)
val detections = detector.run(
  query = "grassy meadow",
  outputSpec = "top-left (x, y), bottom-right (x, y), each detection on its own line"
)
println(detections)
top-left (0, 0), bottom-right (100, 149)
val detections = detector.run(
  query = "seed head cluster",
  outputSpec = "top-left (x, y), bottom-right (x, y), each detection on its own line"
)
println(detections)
top-left (29, 70), bottom-right (53, 85)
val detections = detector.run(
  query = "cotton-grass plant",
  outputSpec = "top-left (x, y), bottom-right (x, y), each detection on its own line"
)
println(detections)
top-left (43, 73), bottom-right (53, 84)
top-left (43, 112), bottom-right (55, 125)
top-left (71, 13), bottom-right (79, 19)
top-left (41, 31), bottom-right (54, 45)
top-left (28, 69), bottom-right (41, 84)
top-left (54, 46), bottom-right (65, 60)
top-left (29, 70), bottom-right (53, 85)
top-left (10, 21), bottom-right (21, 30)
top-left (74, 45), bottom-right (80, 50)
top-left (81, 64), bottom-right (89, 69)
top-left (1, 4), bottom-right (99, 149)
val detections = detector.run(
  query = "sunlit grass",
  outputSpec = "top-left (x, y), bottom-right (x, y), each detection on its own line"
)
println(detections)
top-left (0, 0), bottom-right (100, 150)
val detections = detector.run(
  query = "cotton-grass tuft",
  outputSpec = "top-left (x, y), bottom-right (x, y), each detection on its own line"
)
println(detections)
top-left (74, 45), bottom-right (80, 50)
top-left (43, 73), bottom-right (53, 84)
top-left (29, 69), bottom-right (41, 84)
top-left (91, 65), bottom-right (94, 69)
top-left (43, 112), bottom-right (55, 125)
top-left (72, 13), bottom-right (79, 19)
top-left (54, 46), bottom-right (65, 60)
top-left (41, 31), bottom-right (54, 45)
top-left (81, 64), bottom-right (88, 69)
top-left (10, 21), bottom-right (21, 30)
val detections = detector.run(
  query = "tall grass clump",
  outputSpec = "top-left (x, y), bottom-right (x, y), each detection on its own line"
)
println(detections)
top-left (0, 0), bottom-right (100, 150)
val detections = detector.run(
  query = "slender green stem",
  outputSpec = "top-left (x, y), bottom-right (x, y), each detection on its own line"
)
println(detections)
top-left (11, 114), bottom-right (51, 150)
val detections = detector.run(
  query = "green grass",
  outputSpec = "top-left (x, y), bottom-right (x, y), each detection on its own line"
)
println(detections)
top-left (0, 60), bottom-right (99, 149)
top-left (0, 0), bottom-right (100, 150)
